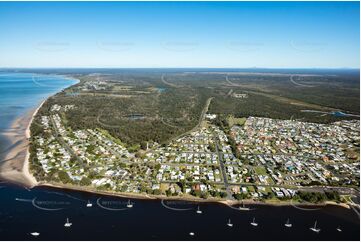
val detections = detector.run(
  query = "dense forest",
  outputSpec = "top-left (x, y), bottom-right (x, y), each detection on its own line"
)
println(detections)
top-left (33, 70), bottom-right (360, 148)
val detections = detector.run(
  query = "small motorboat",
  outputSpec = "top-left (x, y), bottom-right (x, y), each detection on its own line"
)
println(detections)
top-left (30, 232), bottom-right (40, 237)
top-left (336, 226), bottom-right (342, 232)
top-left (227, 218), bottom-right (233, 227)
top-left (284, 218), bottom-right (292, 228)
top-left (64, 218), bottom-right (72, 228)
top-left (250, 217), bottom-right (258, 227)
top-left (309, 220), bottom-right (321, 233)
top-left (189, 232), bottom-right (195, 236)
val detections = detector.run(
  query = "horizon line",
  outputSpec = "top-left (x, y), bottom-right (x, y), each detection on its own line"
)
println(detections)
top-left (0, 67), bottom-right (360, 70)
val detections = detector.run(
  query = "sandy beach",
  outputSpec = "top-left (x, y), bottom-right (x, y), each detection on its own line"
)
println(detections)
top-left (0, 101), bottom-right (44, 187)
top-left (36, 181), bottom-right (351, 210)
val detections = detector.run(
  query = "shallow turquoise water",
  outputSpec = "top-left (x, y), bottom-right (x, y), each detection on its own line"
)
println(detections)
top-left (0, 72), bottom-right (77, 153)
top-left (0, 72), bottom-right (77, 129)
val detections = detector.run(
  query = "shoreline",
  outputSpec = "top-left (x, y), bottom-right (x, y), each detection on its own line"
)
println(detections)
top-left (37, 181), bottom-right (351, 209)
top-left (0, 102), bottom-right (42, 187)
top-left (0, 74), bottom-right (353, 210)
top-left (0, 75), bottom-right (80, 188)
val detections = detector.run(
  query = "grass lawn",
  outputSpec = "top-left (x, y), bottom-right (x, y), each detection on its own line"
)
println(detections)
top-left (264, 187), bottom-right (272, 193)
top-left (227, 115), bottom-right (247, 127)
top-left (247, 185), bottom-right (255, 192)
top-left (254, 166), bottom-right (267, 175)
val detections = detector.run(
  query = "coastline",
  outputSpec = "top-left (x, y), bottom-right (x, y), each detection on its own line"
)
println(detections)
top-left (0, 101), bottom-right (44, 187)
top-left (37, 181), bottom-right (351, 209)
top-left (0, 74), bottom-right (352, 210)
top-left (0, 75), bottom-right (80, 188)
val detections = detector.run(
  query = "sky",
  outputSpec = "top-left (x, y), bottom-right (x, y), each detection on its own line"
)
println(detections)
top-left (0, 1), bottom-right (359, 68)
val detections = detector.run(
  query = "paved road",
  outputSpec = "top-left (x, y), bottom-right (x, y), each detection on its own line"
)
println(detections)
top-left (215, 137), bottom-right (233, 200)
top-left (85, 129), bottom-right (134, 163)
top-left (50, 115), bottom-right (85, 168)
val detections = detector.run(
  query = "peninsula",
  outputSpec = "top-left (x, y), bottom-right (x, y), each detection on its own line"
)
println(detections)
top-left (7, 70), bottom-right (357, 207)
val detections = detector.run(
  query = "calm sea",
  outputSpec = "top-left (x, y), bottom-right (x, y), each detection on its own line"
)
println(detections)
top-left (0, 72), bottom-right (359, 241)
top-left (0, 72), bottom-right (77, 152)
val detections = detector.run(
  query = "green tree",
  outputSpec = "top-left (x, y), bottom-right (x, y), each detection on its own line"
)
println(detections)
top-left (153, 189), bottom-right (161, 195)
top-left (200, 192), bottom-right (209, 199)
top-left (58, 171), bottom-right (71, 184)
top-left (166, 189), bottom-right (172, 197)
top-left (80, 177), bottom-right (91, 186)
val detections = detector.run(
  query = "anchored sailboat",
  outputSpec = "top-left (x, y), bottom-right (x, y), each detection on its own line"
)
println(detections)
top-left (239, 201), bottom-right (251, 211)
top-left (126, 200), bottom-right (133, 208)
top-left (309, 220), bottom-right (320, 233)
top-left (250, 217), bottom-right (258, 226)
top-left (284, 218), bottom-right (292, 228)
top-left (64, 218), bottom-right (72, 228)
top-left (227, 218), bottom-right (233, 227)
top-left (86, 200), bottom-right (93, 207)
top-left (196, 205), bottom-right (202, 214)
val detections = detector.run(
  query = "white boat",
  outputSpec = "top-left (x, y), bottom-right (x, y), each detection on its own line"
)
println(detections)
top-left (189, 232), bottom-right (195, 236)
top-left (126, 200), bottom-right (133, 208)
top-left (30, 232), bottom-right (40, 237)
top-left (250, 217), bottom-right (258, 226)
top-left (284, 218), bottom-right (292, 228)
top-left (227, 218), bottom-right (233, 227)
top-left (309, 220), bottom-right (320, 233)
top-left (239, 201), bottom-right (251, 211)
top-left (86, 200), bottom-right (93, 207)
top-left (336, 226), bottom-right (342, 232)
top-left (64, 218), bottom-right (72, 228)
top-left (196, 205), bottom-right (202, 214)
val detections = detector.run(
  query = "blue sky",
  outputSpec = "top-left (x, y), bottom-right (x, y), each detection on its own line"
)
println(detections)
top-left (0, 1), bottom-right (359, 68)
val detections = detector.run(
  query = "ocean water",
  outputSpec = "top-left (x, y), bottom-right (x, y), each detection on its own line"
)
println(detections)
top-left (0, 183), bottom-right (359, 240)
top-left (0, 72), bottom-right (78, 153)
top-left (0, 72), bottom-right (77, 129)
top-left (0, 71), bottom-right (359, 241)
